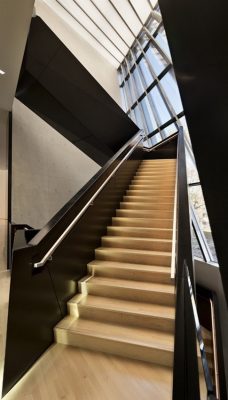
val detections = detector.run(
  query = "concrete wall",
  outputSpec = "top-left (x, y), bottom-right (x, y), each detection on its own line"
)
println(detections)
top-left (35, 0), bottom-right (121, 106)
top-left (12, 99), bottom-right (100, 229)
top-left (0, 110), bottom-right (9, 271)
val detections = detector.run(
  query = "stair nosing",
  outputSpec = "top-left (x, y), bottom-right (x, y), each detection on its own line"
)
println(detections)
top-left (56, 319), bottom-right (174, 352)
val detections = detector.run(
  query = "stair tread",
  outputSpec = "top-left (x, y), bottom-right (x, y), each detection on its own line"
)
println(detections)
top-left (102, 236), bottom-right (172, 244)
top-left (78, 295), bottom-right (175, 319)
top-left (108, 226), bottom-right (172, 232)
top-left (96, 247), bottom-right (171, 257)
top-left (88, 276), bottom-right (174, 293)
top-left (112, 217), bottom-right (173, 222)
top-left (119, 204), bottom-right (173, 211)
top-left (56, 317), bottom-right (174, 351)
top-left (123, 196), bottom-right (174, 200)
top-left (88, 260), bottom-right (171, 273)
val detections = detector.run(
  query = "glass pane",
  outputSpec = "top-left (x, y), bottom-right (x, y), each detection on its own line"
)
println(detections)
top-left (121, 63), bottom-right (128, 80)
top-left (191, 229), bottom-right (204, 260)
top-left (189, 185), bottom-right (218, 262)
top-left (160, 71), bottom-right (183, 114)
top-left (141, 97), bottom-right (157, 133)
top-left (149, 86), bottom-right (171, 125)
top-left (139, 57), bottom-right (154, 87)
top-left (138, 32), bottom-right (149, 47)
top-left (185, 146), bottom-right (200, 184)
top-left (132, 68), bottom-right (144, 97)
top-left (146, 44), bottom-right (167, 75)
top-left (155, 28), bottom-right (172, 59)
top-left (120, 87), bottom-right (127, 112)
top-left (125, 77), bottom-right (135, 107)
top-left (151, 132), bottom-right (162, 146)
top-left (123, 80), bottom-right (133, 109)
top-left (134, 104), bottom-right (144, 130)
top-left (148, 18), bottom-right (160, 34)
top-left (162, 123), bottom-right (177, 138)
top-left (133, 43), bottom-right (141, 59)
top-left (129, 108), bottom-right (137, 124)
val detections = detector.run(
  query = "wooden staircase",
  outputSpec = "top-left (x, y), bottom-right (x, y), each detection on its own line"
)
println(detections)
top-left (55, 158), bottom-right (177, 368)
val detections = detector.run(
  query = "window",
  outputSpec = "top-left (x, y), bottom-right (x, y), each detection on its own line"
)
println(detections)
top-left (118, 9), bottom-right (183, 146)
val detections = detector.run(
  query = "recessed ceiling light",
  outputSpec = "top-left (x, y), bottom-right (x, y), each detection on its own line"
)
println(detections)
top-left (0, 69), bottom-right (5, 75)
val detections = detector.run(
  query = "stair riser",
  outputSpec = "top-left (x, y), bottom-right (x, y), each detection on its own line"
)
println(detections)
top-left (135, 166), bottom-right (176, 175)
top-left (107, 227), bottom-right (173, 239)
top-left (135, 175), bottom-right (175, 181)
top-left (138, 163), bottom-right (176, 171)
top-left (116, 210), bottom-right (173, 220)
top-left (87, 284), bottom-right (175, 306)
top-left (55, 329), bottom-right (173, 367)
top-left (78, 306), bottom-right (175, 332)
top-left (127, 190), bottom-right (174, 197)
top-left (129, 184), bottom-right (175, 190)
top-left (112, 217), bottom-right (173, 229)
top-left (140, 161), bottom-right (176, 164)
top-left (131, 182), bottom-right (175, 188)
top-left (136, 172), bottom-right (176, 177)
top-left (101, 237), bottom-right (172, 252)
top-left (123, 196), bottom-right (174, 204)
top-left (88, 265), bottom-right (172, 284)
top-left (95, 249), bottom-right (171, 266)
top-left (120, 202), bottom-right (174, 211)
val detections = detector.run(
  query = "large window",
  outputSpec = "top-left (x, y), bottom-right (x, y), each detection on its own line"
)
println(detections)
top-left (118, 11), bottom-right (184, 146)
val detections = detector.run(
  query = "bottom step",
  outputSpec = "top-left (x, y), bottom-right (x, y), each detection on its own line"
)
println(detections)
top-left (55, 316), bottom-right (174, 367)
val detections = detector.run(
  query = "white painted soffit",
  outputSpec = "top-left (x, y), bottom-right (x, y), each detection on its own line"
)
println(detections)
top-left (35, 0), bottom-right (157, 68)
top-left (0, 0), bottom-right (35, 111)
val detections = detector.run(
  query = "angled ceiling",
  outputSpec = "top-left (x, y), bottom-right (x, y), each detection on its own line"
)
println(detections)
top-left (17, 17), bottom-right (139, 165)
top-left (35, 0), bottom-right (157, 67)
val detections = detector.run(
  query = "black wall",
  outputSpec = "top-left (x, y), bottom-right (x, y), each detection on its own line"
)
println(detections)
top-left (16, 17), bottom-right (138, 165)
top-left (3, 137), bottom-right (142, 396)
top-left (159, 0), bottom-right (228, 304)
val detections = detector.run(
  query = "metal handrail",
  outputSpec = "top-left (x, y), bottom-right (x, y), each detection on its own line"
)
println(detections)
top-left (171, 155), bottom-right (178, 279)
top-left (33, 133), bottom-right (143, 268)
top-left (184, 261), bottom-right (217, 400)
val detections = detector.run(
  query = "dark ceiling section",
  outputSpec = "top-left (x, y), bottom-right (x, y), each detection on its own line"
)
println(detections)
top-left (159, 0), bottom-right (228, 303)
top-left (16, 17), bottom-right (138, 165)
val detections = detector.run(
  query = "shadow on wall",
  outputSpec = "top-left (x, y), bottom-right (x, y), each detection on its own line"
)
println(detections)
top-left (12, 99), bottom-right (100, 229)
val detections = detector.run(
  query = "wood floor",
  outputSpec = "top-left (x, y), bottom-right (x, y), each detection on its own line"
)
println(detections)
top-left (0, 270), bottom-right (10, 398)
top-left (4, 344), bottom-right (173, 400)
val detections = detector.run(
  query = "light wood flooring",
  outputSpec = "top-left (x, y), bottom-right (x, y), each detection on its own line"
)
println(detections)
top-left (4, 344), bottom-right (173, 400)
top-left (0, 270), bottom-right (10, 398)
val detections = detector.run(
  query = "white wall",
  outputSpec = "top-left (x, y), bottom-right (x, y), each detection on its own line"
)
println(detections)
top-left (0, 110), bottom-right (9, 271)
top-left (35, 0), bottom-right (121, 106)
top-left (12, 99), bottom-right (100, 229)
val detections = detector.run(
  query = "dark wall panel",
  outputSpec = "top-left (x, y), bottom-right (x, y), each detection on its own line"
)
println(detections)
top-left (3, 141), bottom-right (141, 395)
top-left (159, 0), bottom-right (228, 304)
top-left (16, 17), bottom-right (138, 165)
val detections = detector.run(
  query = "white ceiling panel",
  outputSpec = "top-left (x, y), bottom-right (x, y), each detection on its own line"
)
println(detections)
top-left (37, 0), bottom-right (159, 66)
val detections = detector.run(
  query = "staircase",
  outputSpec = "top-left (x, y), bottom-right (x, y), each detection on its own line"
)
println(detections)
top-left (55, 159), bottom-right (176, 367)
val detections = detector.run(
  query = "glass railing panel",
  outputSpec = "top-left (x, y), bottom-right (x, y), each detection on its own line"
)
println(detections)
top-left (189, 185), bottom-right (218, 263)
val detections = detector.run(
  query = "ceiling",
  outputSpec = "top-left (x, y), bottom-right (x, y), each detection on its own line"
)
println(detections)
top-left (17, 17), bottom-right (139, 165)
top-left (0, 0), bottom-right (34, 111)
top-left (35, 0), bottom-right (157, 67)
